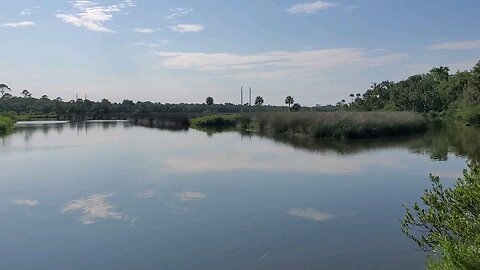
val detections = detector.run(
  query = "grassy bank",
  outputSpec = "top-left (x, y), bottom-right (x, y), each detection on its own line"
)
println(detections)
top-left (0, 115), bottom-right (16, 134)
top-left (143, 111), bottom-right (428, 139)
top-left (190, 114), bottom-right (242, 127)
top-left (254, 112), bottom-right (427, 139)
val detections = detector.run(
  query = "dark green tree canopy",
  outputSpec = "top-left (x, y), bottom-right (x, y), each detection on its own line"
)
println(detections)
top-left (290, 103), bottom-right (301, 112)
top-left (0, 84), bottom-right (11, 98)
top-left (206, 97), bottom-right (214, 106)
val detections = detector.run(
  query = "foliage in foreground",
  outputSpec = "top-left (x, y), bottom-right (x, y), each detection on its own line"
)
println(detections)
top-left (254, 111), bottom-right (426, 139)
top-left (402, 163), bottom-right (480, 270)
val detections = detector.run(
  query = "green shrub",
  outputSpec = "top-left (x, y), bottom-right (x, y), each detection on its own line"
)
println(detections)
top-left (402, 163), bottom-right (480, 270)
top-left (190, 114), bottom-right (241, 127)
top-left (0, 115), bottom-right (15, 134)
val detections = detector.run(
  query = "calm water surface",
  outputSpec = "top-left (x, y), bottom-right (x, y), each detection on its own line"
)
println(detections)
top-left (1, 121), bottom-right (477, 270)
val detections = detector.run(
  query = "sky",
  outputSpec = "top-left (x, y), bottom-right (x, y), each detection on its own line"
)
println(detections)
top-left (0, 0), bottom-right (479, 105)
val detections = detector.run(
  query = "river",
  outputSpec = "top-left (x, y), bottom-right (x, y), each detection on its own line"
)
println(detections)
top-left (1, 120), bottom-right (478, 270)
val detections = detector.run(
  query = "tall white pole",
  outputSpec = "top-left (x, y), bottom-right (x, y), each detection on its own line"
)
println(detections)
top-left (240, 87), bottom-right (243, 112)
top-left (249, 87), bottom-right (252, 112)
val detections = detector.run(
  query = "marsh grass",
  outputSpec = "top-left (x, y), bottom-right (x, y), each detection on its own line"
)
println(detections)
top-left (254, 111), bottom-right (427, 139)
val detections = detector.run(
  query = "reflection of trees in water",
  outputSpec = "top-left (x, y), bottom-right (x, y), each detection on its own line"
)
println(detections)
top-left (12, 121), bottom-right (131, 142)
top-left (200, 123), bottom-right (480, 161)
top-left (260, 124), bottom-right (480, 161)
top-left (133, 117), bottom-right (190, 132)
top-left (409, 123), bottom-right (480, 162)
top-left (6, 121), bottom-right (480, 162)
top-left (251, 132), bottom-right (423, 155)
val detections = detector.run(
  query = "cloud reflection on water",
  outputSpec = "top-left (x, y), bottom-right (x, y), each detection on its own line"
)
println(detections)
top-left (10, 199), bottom-right (39, 206)
top-left (163, 143), bottom-right (407, 175)
top-left (136, 190), bottom-right (156, 198)
top-left (62, 193), bottom-right (129, 224)
top-left (288, 208), bottom-right (335, 222)
top-left (175, 192), bottom-right (206, 201)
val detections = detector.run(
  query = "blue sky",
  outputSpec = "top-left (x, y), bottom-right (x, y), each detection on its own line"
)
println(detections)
top-left (1, 0), bottom-right (479, 105)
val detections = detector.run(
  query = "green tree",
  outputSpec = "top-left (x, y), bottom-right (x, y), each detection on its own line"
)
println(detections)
top-left (464, 61), bottom-right (480, 104)
top-left (206, 97), bottom-right (214, 106)
top-left (429, 66), bottom-right (450, 82)
top-left (255, 96), bottom-right (264, 106)
top-left (285, 96), bottom-right (294, 108)
top-left (290, 103), bottom-right (301, 112)
top-left (0, 84), bottom-right (11, 98)
top-left (402, 163), bottom-right (480, 269)
top-left (21, 89), bottom-right (32, 98)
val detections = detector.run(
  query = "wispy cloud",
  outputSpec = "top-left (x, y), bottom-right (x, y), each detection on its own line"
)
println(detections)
top-left (1, 21), bottom-right (35, 28)
top-left (19, 8), bottom-right (33, 15)
top-left (165, 8), bottom-right (193, 20)
top-left (345, 5), bottom-right (360, 11)
top-left (133, 40), bottom-right (170, 48)
top-left (175, 192), bottom-right (206, 201)
top-left (56, 0), bottom-right (134, 33)
top-left (426, 40), bottom-right (480, 50)
top-left (170, 24), bottom-right (205, 33)
top-left (153, 48), bottom-right (407, 77)
top-left (62, 193), bottom-right (129, 224)
top-left (287, 1), bottom-right (339, 14)
top-left (133, 27), bottom-right (156, 33)
top-left (288, 208), bottom-right (334, 222)
top-left (10, 199), bottom-right (39, 206)
top-left (125, 0), bottom-right (135, 7)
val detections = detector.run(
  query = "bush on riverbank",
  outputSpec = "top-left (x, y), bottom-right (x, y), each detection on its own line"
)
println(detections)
top-left (0, 115), bottom-right (15, 134)
top-left (190, 114), bottom-right (241, 127)
top-left (254, 111), bottom-right (426, 139)
top-left (402, 163), bottom-right (480, 269)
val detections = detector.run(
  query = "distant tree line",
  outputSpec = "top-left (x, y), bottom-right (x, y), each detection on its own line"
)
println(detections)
top-left (0, 88), bottom-right (335, 120)
top-left (337, 60), bottom-right (480, 124)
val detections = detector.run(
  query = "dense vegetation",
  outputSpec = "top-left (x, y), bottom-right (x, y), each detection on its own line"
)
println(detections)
top-left (190, 114), bottom-right (242, 128)
top-left (253, 111), bottom-right (426, 139)
top-left (339, 61), bottom-right (480, 125)
top-left (0, 111), bottom-right (23, 134)
top-left (0, 115), bottom-right (15, 134)
top-left (188, 112), bottom-right (426, 139)
top-left (402, 163), bottom-right (480, 269)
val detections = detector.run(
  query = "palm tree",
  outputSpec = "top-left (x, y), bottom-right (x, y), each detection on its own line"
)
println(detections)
top-left (285, 96), bottom-right (294, 108)
top-left (206, 97), bottom-right (214, 106)
top-left (21, 89), bottom-right (32, 98)
top-left (255, 96), bottom-right (264, 106)
top-left (349, 93), bottom-right (355, 102)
